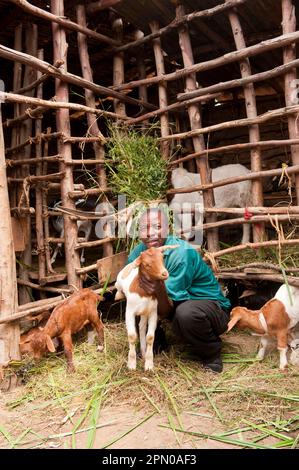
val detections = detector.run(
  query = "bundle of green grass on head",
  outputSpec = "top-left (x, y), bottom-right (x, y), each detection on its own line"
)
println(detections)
top-left (106, 125), bottom-right (168, 205)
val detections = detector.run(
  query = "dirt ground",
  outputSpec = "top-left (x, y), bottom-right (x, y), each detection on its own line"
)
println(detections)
top-left (0, 329), bottom-right (298, 450)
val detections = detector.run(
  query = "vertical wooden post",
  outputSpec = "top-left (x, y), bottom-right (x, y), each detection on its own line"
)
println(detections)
top-left (282, 0), bottom-right (299, 204)
top-left (175, 3), bottom-right (218, 251)
top-left (42, 128), bottom-right (55, 275)
top-left (18, 23), bottom-right (38, 304)
top-left (227, 2), bottom-right (265, 243)
top-left (35, 48), bottom-right (46, 291)
top-left (149, 20), bottom-right (170, 160)
top-left (134, 29), bottom-right (149, 126)
top-left (77, 3), bottom-right (113, 258)
top-left (0, 106), bottom-right (20, 369)
top-left (51, 0), bottom-right (81, 288)
top-left (112, 16), bottom-right (127, 119)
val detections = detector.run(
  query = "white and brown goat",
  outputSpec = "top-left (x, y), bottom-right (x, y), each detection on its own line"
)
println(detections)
top-left (227, 284), bottom-right (299, 370)
top-left (115, 245), bottom-right (177, 371)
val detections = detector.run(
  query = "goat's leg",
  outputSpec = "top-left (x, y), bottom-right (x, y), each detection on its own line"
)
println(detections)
top-left (241, 223), bottom-right (251, 245)
top-left (61, 332), bottom-right (75, 372)
top-left (144, 310), bottom-right (158, 371)
top-left (126, 311), bottom-right (137, 370)
top-left (90, 311), bottom-right (105, 352)
top-left (139, 315), bottom-right (147, 359)
top-left (277, 329), bottom-right (288, 370)
top-left (256, 336), bottom-right (269, 360)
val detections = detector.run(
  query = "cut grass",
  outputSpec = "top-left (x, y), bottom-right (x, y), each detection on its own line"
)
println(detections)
top-left (1, 323), bottom-right (298, 449)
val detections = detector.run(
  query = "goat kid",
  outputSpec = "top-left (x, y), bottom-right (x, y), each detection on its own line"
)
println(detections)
top-left (227, 284), bottom-right (299, 370)
top-left (115, 245), bottom-right (178, 371)
top-left (20, 288), bottom-right (104, 372)
top-left (170, 165), bottom-right (252, 244)
top-left (51, 199), bottom-right (93, 264)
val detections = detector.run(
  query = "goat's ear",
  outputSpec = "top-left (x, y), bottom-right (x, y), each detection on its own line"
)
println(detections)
top-left (227, 315), bottom-right (241, 332)
top-left (133, 256), bottom-right (141, 267)
top-left (46, 335), bottom-right (56, 353)
top-left (159, 244), bottom-right (180, 253)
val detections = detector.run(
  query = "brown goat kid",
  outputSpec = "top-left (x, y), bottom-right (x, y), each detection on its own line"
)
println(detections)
top-left (20, 288), bottom-right (104, 372)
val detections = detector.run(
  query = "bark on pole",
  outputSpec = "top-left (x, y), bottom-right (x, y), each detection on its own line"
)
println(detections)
top-left (35, 48), bottom-right (46, 289)
top-left (282, 0), bottom-right (299, 204)
top-left (51, 0), bottom-right (81, 288)
top-left (18, 23), bottom-right (37, 305)
top-left (77, 3), bottom-right (113, 258)
top-left (149, 20), bottom-right (170, 160)
top-left (0, 106), bottom-right (20, 368)
top-left (227, 3), bottom-right (265, 243)
top-left (175, 3), bottom-right (218, 251)
top-left (134, 29), bottom-right (149, 127)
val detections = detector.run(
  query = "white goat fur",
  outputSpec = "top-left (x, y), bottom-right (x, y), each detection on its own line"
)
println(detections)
top-left (115, 264), bottom-right (158, 371)
top-left (257, 284), bottom-right (299, 370)
top-left (170, 164), bottom-right (252, 244)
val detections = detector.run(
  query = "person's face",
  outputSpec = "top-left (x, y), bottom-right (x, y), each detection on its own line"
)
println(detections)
top-left (139, 212), bottom-right (168, 248)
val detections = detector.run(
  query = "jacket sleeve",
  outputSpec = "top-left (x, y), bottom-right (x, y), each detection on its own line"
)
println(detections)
top-left (165, 250), bottom-right (195, 300)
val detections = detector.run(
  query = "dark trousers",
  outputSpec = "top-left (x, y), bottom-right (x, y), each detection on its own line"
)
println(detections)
top-left (172, 300), bottom-right (229, 360)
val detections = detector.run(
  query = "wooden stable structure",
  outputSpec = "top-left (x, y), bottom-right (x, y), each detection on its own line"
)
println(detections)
top-left (1, 0), bottom-right (299, 367)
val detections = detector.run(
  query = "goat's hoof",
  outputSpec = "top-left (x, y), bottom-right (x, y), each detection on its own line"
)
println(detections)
top-left (279, 365), bottom-right (288, 372)
top-left (97, 345), bottom-right (104, 352)
top-left (67, 365), bottom-right (76, 373)
top-left (144, 362), bottom-right (154, 371)
top-left (127, 361), bottom-right (136, 370)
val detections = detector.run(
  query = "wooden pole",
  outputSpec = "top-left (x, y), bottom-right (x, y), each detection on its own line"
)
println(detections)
top-left (77, 3), bottom-right (113, 258)
top-left (51, 0), bottom-right (81, 288)
top-left (282, 0), bottom-right (299, 204)
top-left (35, 49), bottom-right (46, 290)
top-left (42, 129), bottom-right (56, 274)
top-left (0, 105), bottom-right (20, 369)
top-left (18, 23), bottom-right (37, 305)
top-left (227, 3), bottom-right (264, 243)
top-left (175, 3), bottom-right (218, 251)
top-left (134, 30), bottom-right (149, 127)
top-left (149, 20), bottom-right (170, 160)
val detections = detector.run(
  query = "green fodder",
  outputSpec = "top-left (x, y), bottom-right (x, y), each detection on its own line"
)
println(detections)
top-left (106, 125), bottom-right (168, 205)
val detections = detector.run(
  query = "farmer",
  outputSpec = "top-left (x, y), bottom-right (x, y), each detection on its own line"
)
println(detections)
top-left (126, 207), bottom-right (231, 373)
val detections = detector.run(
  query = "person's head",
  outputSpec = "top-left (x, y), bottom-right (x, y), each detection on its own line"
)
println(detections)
top-left (138, 207), bottom-right (169, 248)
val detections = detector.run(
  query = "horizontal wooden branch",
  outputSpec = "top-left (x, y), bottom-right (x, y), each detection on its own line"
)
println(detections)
top-left (75, 236), bottom-right (116, 249)
top-left (68, 187), bottom-right (112, 198)
top-left (8, 0), bottom-right (120, 46)
top-left (219, 262), bottom-right (299, 273)
top-left (177, 57), bottom-right (299, 101)
top-left (113, 29), bottom-right (299, 91)
top-left (76, 263), bottom-right (98, 274)
top-left (204, 206), bottom-right (299, 215)
top-left (125, 92), bottom-right (220, 126)
top-left (17, 278), bottom-right (72, 294)
top-left (8, 172), bottom-right (65, 184)
top-left (63, 136), bottom-right (105, 144)
top-left (113, 0), bottom-right (250, 53)
top-left (6, 155), bottom-right (61, 167)
top-left (13, 59), bottom-right (64, 95)
top-left (217, 272), bottom-right (299, 287)
top-left (206, 239), bottom-right (299, 259)
top-left (169, 139), bottom-right (299, 166)
top-left (167, 164), bottom-right (299, 195)
top-left (2, 91), bottom-right (128, 126)
top-left (161, 104), bottom-right (299, 142)
top-left (202, 214), bottom-right (299, 230)
top-left (11, 207), bottom-right (35, 214)
top-left (5, 131), bottom-right (61, 155)
top-left (0, 45), bottom-right (156, 110)
top-left (65, 159), bottom-right (106, 165)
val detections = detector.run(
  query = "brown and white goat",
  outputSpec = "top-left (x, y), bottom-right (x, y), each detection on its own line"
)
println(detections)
top-left (227, 284), bottom-right (299, 370)
top-left (20, 288), bottom-right (104, 372)
top-left (115, 245), bottom-right (178, 371)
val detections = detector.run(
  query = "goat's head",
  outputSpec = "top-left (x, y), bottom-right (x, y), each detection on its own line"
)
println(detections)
top-left (227, 306), bottom-right (252, 332)
top-left (20, 328), bottom-right (56, 359)
top-left (134, 245), bottom-right (179, 281)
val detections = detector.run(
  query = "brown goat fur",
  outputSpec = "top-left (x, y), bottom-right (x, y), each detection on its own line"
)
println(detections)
top-left (20, 288), bottom-right (104, 372)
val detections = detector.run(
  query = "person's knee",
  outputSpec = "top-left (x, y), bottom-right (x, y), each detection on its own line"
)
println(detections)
top-left (174, 301), bottom-right (208, 326)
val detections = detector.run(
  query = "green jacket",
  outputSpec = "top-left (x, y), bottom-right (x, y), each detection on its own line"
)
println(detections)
top-left (127, 235), bottom-right (231, 312)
